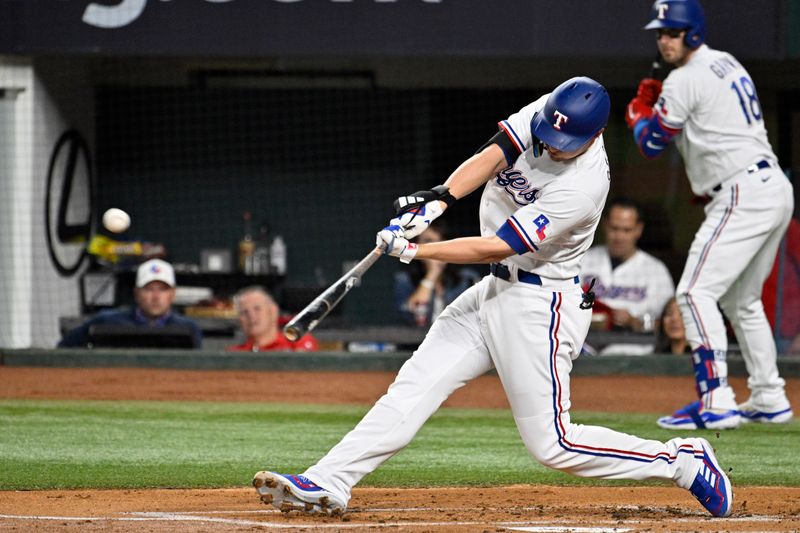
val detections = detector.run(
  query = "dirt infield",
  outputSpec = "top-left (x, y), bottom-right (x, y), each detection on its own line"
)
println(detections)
top-left (2, 486), bottom-right (799, 532)
top-left (6, 366), bottom-right (799, 411)
top-left (2, 367), bottom-right (799, 531)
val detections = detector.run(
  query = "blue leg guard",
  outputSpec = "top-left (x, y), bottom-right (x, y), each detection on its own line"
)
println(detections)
top-left (691, 346), bottom-right (725, 397)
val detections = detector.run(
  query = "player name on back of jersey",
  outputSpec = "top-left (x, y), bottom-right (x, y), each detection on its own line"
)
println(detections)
top-left (708, 55), bottom-right (742, 79)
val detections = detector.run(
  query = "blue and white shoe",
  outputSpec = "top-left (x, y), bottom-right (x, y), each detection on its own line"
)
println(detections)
top-left (738, 400), bottom-right (793, 424)
top-left (253, 471), bottom-right (346, 515)
top-left (657, 401), bottom-right (741, 430)
top-left (688, 438), bottom-right (733, 517)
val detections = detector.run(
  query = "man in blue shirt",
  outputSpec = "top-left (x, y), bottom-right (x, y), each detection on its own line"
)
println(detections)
top-left (58, 259), bottom-right (202, 348)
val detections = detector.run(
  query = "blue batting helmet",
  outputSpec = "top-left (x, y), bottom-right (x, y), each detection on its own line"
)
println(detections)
top-left (530, 77), bottom-right (610, 153)
top-left (644, 0), bottom-right (705, 49)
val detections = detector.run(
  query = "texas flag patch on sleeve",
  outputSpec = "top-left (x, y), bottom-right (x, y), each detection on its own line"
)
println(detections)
top-left (533, 214), bottom-right (550, 240)
top-left (496, 212), bottom-right (551, 255)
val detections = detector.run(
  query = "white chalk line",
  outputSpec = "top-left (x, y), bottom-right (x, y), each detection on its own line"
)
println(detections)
top-left (509, 526), bottom-right (633, 533)
top-left (0, 514), bottom-right (627, 530)
top-left (0, 509), bottom-right (790, 530)
top-left (153, 504), bottom-right (784, 520)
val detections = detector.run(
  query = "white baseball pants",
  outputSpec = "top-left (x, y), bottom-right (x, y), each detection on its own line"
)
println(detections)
top-left (676, 166), bottom-right (793, 410)
top-left (304, 275), bottom-right (700, 504)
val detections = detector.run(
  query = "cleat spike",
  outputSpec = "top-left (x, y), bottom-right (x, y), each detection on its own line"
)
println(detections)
top-left (251, 471), bottom-right (346, 516)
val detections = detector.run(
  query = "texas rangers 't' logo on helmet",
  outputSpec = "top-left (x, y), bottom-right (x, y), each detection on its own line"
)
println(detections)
top-left (552, 110), bottom-right (569, 130)
top-left (656, 3), bottom-right (669, 18)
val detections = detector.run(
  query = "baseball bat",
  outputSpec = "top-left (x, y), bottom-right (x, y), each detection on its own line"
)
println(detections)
top-left (649, 51), bottom-right (663, 80)
top-left (283, 245), bottom-right (385, 341)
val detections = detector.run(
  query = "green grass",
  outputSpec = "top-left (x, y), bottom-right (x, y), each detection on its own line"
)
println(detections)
top-left (1, 399), bottom-right (798, 490)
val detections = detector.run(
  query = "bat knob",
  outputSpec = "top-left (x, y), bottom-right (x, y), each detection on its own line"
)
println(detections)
top-left (283, 324), bottom-right (302, 342)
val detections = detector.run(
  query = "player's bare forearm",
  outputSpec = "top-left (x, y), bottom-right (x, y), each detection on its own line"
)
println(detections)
top-left (443, 144), bottom-right (508, 200)
top-left (416, 235), bottom-right (514, 264)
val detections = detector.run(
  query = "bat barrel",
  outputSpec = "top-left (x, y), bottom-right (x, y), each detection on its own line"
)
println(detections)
top-left (283, 299), bottom-right (332, 341)
top-left (281, 245), bottom-right (384, 342)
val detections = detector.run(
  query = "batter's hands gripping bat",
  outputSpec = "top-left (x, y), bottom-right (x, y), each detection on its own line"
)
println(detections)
top-left (283, 244), bottom-right (386, 341)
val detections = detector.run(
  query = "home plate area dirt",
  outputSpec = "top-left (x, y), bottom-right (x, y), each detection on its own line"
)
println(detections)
top-left (1, 367), bottom-right (799, 531)
top-left (2, 486), bottom-right (799, 532)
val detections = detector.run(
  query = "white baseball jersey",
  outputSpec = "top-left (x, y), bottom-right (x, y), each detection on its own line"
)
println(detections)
top-left (302, 96), bottom-right (705, 506)
top-left (654, 45), bottom-right (793, 414)
top-left (580, 246), bottom-right (675, 330)
top-left (655, 45), bottom-right (776, 196)
top-left (482, 95), bottom-right (610, 280)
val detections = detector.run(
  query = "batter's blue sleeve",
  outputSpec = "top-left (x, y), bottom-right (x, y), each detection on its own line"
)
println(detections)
top-left (496, 218), bottom-right (538, 254)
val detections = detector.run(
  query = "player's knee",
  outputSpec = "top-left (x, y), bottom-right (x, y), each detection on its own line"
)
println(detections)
top-left (675, 285), bottom-right (688, 300)
top-left (525, 438), bottom-right (564, 467)
top-left (676, 286), bottom-right (717, 311)
top-left (518, 422), bottom-right (569, 467)
top-left (674, 291), bottom-right (693, 317)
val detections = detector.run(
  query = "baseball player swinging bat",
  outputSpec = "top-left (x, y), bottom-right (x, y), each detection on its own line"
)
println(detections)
top-left (283, 244), bottom-right (386, 341)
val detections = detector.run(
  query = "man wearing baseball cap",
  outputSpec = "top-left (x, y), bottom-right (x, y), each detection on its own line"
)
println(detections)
top-left (58, 259), bottom-right (202, 348)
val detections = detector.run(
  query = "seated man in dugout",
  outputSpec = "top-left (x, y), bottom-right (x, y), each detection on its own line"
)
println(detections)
top-left (580, 197), bottom-right (675, 343)
top-left (58, 258), bottom-right (203, 348)
top-left (227, 286), bottom-right (318, 352)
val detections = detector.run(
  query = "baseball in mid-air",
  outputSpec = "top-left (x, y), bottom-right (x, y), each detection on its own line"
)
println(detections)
top-left (102, 208), bottom-right (130, 233)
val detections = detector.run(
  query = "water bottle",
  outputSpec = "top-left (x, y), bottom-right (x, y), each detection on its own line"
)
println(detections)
top-left (238, 211), bottom-right (255, 274)
top-left (253, 246), bottom-right (270, 274)
top-left (270, 235), bottom-right (287, 275)
top-left (252, 224), bottom-right (271, 274)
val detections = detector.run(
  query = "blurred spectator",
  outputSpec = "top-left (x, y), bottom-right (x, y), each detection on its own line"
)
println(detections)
top-left (653, 297), bottom-right (691, 355)
top-left (58, 259), bottom-right (202, 348)
top-left (227, 286), bottom-right (318, 352)
top-left (393, 221), bottom-right (480, 328)
top-left (581, 197), bottom-right (674, 332)
top-left (762, 217), bottom-right (800, 355)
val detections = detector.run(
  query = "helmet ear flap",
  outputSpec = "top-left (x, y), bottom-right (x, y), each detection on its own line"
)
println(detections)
top-left (684, 27), bottom-right (703, 49)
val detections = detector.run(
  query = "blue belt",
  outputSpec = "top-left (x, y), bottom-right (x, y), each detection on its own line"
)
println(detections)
top-left (490, 263), bottom-right (579, 286)
top-left (746, 159), bottom-right (772, 174)
top-left (707, 159), bottom-right (771, 195)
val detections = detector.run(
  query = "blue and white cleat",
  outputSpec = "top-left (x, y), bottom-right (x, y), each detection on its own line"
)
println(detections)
top-left (737, 400), bottom-right (793, 424)
top-left (657, 400), bottom-right (741, 430)
top-left (688, 438), bottom-right (733, 517)
top-left (253, 471), bottom-right (346, 515)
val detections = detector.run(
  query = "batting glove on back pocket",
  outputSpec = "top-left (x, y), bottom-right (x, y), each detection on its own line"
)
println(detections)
top-left (376, 225), bottom-right (418, 264)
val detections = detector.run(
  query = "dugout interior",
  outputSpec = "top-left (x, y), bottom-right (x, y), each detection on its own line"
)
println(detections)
top-left (1, 1), bottom-right (799, 350)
